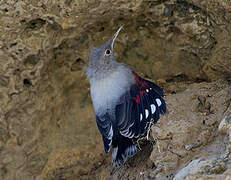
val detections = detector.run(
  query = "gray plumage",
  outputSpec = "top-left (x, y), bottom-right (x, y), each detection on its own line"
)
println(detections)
top-left (87, 27), bottom-right (134, 116)
top-left (87, 27), bottom-right (166, 167)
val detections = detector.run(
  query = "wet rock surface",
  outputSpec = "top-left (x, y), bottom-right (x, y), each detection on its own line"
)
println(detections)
top-left (0, 0), bottom-right (231, 180)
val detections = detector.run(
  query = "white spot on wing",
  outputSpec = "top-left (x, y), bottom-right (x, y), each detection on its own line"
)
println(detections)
top-left (134, 133), bottom-right (140, 138)
top-left (140, 113), bottom-right (143, 121)
top-left (129, 133), bottom-right (134, 138)
top-left (108, 126), bottom-right (113, 139)
top-left (121, 129), bottom-right (130, 136)
top-left (151, 104), bottom-right (156, 114)
top-left (145, 109), bottom-right (149, 118)
top-left (121, 129), bottom-right (134, 138)
top-left (156, 98), bottom-right (162, 106)
top-left (127, 131), bottom-right (134, 138)
top-left (128, 122), bottom-right (134, 128)
top-left (146, 89), bottom-right (149, 93)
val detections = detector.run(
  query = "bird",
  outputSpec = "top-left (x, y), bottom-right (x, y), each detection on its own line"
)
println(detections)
top-left (87, 27), bottom-right (166, 167)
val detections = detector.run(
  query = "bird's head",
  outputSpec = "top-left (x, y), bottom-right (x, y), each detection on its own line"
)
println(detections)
top-left (88, 27), bottom-right (122, 75)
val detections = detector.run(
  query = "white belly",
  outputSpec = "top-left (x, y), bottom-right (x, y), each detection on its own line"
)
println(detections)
top-left (90, 69), bottom-right (134, 115)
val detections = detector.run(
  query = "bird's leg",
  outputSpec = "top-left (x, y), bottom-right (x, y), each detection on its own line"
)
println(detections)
top-left (136, 137), bottom-right (148, 150)
top-left (136, 121), bottom-right (155, 150)
top-left (133, 138), bottom-right (141, 150)
top-left (136, 139), bottom-right (142, 150)
top-left (146, 121), bottom-right (154, 140)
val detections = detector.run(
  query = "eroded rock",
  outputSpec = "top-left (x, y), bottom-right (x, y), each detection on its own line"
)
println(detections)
top-left (0, 0), bottom-right (231, 180)
top-left (150, 80), bottom-right (230, 178)
top-left (174, 158), bottom-right (227, 180)
top-left (173, 105), bottom-right (231, 180)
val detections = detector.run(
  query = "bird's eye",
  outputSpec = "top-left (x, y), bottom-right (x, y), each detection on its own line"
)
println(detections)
top-left (105, 49), bottom-right (111, 56)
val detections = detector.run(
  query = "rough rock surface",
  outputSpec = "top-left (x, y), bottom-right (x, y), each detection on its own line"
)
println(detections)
top-left (174, 104), bottom-right (231, 180)
top-left (105, 80), bottom-right (231, 180)
top-left (0, 0), bottom-right (231, 180)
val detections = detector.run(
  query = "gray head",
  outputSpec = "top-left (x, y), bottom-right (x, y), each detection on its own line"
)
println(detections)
top-left (87, 27), bottom-right (123, 79)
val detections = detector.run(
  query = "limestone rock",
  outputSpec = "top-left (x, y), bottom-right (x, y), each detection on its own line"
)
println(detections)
top-left (0, 0), bottom-right (231, 179)
top-left (174, 158), bottom-right (227, 180)
top-left (150, 80), bottom-right (230, 178)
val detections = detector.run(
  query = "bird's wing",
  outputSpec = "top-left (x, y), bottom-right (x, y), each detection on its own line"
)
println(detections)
top-left (115, 73), bottom-right (166, 139)
top-left (96, 113), bottom-right (113, 154)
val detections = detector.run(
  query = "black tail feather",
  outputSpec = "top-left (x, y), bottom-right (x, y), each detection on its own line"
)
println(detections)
top-left (112, 135), bottom-right (137, 167)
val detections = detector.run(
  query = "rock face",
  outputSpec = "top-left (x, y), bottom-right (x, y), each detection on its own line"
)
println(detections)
top-left (105, 80), bottom-right (231, 180)
top-left (174, 104), bottom-right (231, 180)
top-left (0, 0), bottom-right (231, 180)
top-left (151, 81), bottom-right (230, 179)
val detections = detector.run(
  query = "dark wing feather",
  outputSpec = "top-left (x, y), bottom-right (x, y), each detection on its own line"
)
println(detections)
top-left (96, 114), bottom-right (113, 153)
top-left (115, 75), bottom-right (166, 139)
top-left (145, 79), bottom-right (164, 96)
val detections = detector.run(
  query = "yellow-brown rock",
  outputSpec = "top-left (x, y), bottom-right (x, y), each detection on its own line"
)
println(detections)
top-left (0, 0), bottom-right (231, 180)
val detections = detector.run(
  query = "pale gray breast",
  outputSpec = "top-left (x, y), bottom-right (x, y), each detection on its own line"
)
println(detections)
top-left (90, 68), bottom-right (135, 115)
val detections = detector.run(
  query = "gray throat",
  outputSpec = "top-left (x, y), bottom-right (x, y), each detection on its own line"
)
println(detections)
top-left (87, 60), bottom-right (120, 81)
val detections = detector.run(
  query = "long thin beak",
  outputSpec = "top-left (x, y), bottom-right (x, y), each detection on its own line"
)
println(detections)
top-left (111, 26), bottom-right (123, 49)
